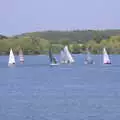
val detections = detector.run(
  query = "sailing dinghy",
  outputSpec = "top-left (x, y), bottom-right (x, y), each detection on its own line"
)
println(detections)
top-left (103, 48), bottom-right (111, 64)
top-left (8, 48), bottom-right (15, 67)
top-left (19, 49), bottom-right (24, 64)
top-left (62, 46), bottom-right (75, 64)
top-left (49, 47), bottom-right (59, 66)
top-left (84, 48), bottom-right (95, 64)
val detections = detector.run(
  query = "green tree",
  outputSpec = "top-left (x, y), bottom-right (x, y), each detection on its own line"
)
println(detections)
top-left (72, 43), bottom-right (80, 54)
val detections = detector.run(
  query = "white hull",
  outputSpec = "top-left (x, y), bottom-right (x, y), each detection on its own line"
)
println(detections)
top-left (50, 63), bottom-right (59, 66)
top-left (8, 63), bottom-right (16, 67)
top-left (60, 60), bottom-right (68, 64)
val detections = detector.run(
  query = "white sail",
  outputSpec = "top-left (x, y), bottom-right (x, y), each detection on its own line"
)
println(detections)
top-left (19, 49), bottom-right (24, 63)
top-left (8, 48), bottom-right (15, 66)
top-left (103, 48), bottom-right (111, 64)
top-left (60, 50), bottom-right (66, 63)
top-left (63, 46), bottom-right (75, 63)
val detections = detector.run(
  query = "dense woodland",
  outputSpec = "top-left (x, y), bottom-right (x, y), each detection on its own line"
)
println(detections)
top-left (1, 29), bottom-right (120, 55)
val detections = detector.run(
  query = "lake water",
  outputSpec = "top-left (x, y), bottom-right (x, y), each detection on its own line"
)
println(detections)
top-left (0, 54), bottom-right (120, 120)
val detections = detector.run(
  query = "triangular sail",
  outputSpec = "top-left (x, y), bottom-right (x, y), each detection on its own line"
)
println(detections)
top-left (103, 48), bottom-right (111, 64)
top-left (19, 49), bottom-right (24, 63)
top-left (60, 50), bottom-right (67, 63)
top-left (63, 46), bottom-right (75, 63)
top-left (8, 48), bottom-right (15, 66)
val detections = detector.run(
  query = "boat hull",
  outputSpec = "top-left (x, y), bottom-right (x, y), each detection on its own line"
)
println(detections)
top-left (20, 61), bottom-right (24, 64)
top-left (84, 60), bottom-right (95, 64)
top-left (60, 60), bottom-right (71, 64)
top-left (104, 62), bottom-right (111, 64)
top-left (50, 63), bottom-right (59, 66)
top-left (8, 63), bottom-right (16, 67)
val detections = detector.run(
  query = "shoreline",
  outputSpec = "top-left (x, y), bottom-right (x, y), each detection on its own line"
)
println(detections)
top-left (0, 53), bottom-right (119, 56)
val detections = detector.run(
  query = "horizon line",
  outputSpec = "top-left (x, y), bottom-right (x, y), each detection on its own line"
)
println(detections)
top-left (1, 28), bottom-right (120, 37)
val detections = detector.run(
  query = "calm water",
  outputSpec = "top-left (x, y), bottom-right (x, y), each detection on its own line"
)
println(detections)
top-left (0, 54), bottom-right (120, 120)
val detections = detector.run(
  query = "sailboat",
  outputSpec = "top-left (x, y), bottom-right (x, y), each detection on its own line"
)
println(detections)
top-left (19, 49), bottom-right (24, 64)
top-left (49, 47), bottom-right (59, 66)
top-left (63, 45), bottom-right (75, 63)
top-left (60, 49), bottom-right (67, 63)
top-left (8, 48), bottom-right (15, 67)
top-left (103, 47), bottom-right (111, 64)
top-left (84, 48), bottom-right (95, 64)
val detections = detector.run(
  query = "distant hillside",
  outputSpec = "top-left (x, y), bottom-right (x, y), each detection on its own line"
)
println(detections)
top-left (0, 35), bottom-right (8, 39)
top-left (15, 29), bottom-right (120, 43)
top-left (0, 29), bottom-right (120, 55)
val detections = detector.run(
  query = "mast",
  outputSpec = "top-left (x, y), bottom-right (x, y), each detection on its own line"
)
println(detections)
top-left (48, 47), bottom-right (53, 63)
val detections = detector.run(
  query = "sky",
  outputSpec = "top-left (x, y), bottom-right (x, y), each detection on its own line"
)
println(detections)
top-left (0, 0), bottom-right (120, 36)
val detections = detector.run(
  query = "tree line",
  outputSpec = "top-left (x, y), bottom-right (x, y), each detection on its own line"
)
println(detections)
top-left (0, 30), bottom-right (120, 55)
